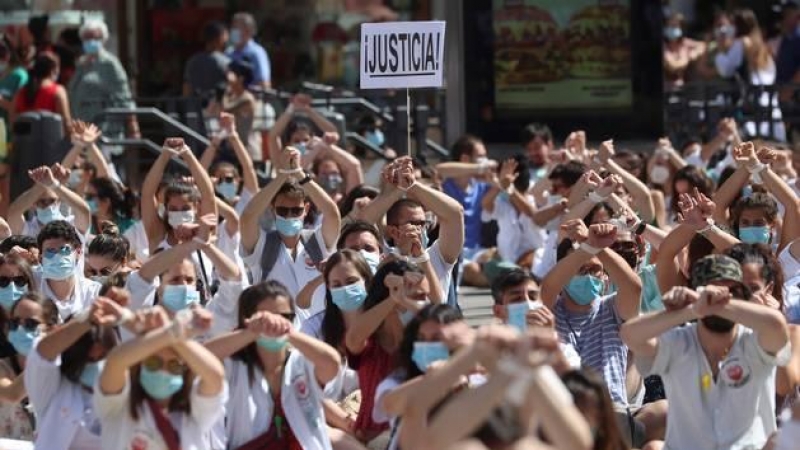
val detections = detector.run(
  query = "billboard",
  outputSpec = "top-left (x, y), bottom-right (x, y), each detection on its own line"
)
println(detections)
top-left (493, 0), bottom-right (632, 110)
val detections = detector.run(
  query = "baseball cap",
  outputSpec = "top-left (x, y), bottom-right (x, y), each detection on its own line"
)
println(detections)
top-left (690, 254), bottom-right (743, 289)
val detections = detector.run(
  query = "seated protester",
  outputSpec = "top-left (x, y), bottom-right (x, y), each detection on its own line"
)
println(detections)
top-left (0, 235), bottom-right (39, 264)
top-left (140, 138), bottom-right (218, 282)
top-left (531, 160), bottom-right (587, 280)
top-left (394, 324), bottom-right (593, 450)
top-left (84, 176), bottom-right (136, 235)
top-left (310, 133), bottom-right (364, 200)
top-left (204, 281), bottom-right (342, 450)
top-left (374, 304), bottom-right (465, 450)
top-left (0, 253), bottom-right (37, 312)
top-left (521, 122), bottom-right (554, 184)
top-left (666, 165), bottom-right (714, 227)
top-left (37, 220), bottom-right (102, 320)
top-left (345, 260), bottom-right (431, 445)
top-left (353, 114), bottom-right (396, 187)
top-left (95, 306), bottom-right (228, 449)
top-left (26, 296), bottom-right (121, 450)
top-left (0, 292), bottom-right (58, 440)
top-left (540, 221), bottom-right (651, 448)
top-left (339, 185), bottom-right (380, 225)
top-left (481, 155), bottom-right (544, 275)
top-left (8, 164), bottom-right (91, 238)
top-left (360, 157), bottom-right (463, 307)
top-left (561, 370), bottom-right (629, 450)
top-left (240, 146), bottom-right (340, 322)
top-left (336, 221), bottom-right (383, 273)
top-left (268, 93), bottom-right (340, 168)
top-left (621, 255), bottom-right (791, 450)
top-left (489, 268), bottom-right (581, 369)
top-left (435, 135), bottom-right (495, 278)
top-left (596, 140), bottom-right (657, 224)
top-left (213, 196), bottom-right (250, 286)
top-left (199, 111), bottom-right (259, 216)
top-left (84, 222), bottom-right (132, 284)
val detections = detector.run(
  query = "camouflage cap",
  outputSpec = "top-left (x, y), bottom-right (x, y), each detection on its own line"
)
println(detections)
top-left (690, 254), bottom-right (743, 289)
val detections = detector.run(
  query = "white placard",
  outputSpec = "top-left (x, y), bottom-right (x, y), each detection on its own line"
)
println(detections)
top-left (360, 21), bottom-right (446, 89)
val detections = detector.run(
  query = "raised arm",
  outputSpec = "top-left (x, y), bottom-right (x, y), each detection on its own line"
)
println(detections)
top-left (29, 165), bottom-right (91, 234)
top-left (598, 140), bottom-right (656, 222)
top-left (299, 161), bottom-right (341, 250)
top-left (216, 197), bottom-right (240, 240)
top-left (7, 182), bottom-right (45, 234)
top-left (600, 240), bottom-right (642, 321)
top-left (138, 241), bottom-right (200, 282)
top-left (195, 214), bottom-right (240, 282)
top-left (221, 112), bottom-right (259, 195)
top-left (288, 329), bottom-right (341, 384)
top-left (717, 298), bottom-right (790, 354)
top-left (141, 143), bottom-right (176, 247)
top-left (655, 223), bottom-right (694, 294)
top-left (345, 296), bottom-right (396, 354)
top-left (178, 143), bottom-right (217, 218)
top-left (171, 339), bottom-right (225, 397)
top-left (620, 287), bottom-right (698, 358)
top-left (356, 164), bottom-right (404, 224)
top-left (315, 134), bottom-right (364, 193)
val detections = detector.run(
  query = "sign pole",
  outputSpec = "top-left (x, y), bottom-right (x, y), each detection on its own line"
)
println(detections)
top-left (406, 88), bottom-right (412, 157)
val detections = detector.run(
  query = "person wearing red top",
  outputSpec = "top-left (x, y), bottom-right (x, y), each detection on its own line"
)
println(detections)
top-left (345, 259), bottom-right (432, 446)
top-left (13, 52), bottom-right (71, 134)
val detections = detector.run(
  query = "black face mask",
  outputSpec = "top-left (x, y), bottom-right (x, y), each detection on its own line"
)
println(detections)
top-left (701, 315), bottom-right (736, 333)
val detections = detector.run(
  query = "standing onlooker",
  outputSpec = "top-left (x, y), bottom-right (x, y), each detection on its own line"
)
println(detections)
top-left (663, 12), bottom-right (706, 89)
top-left (183, 21), bottom-right (230, 99)
top-left (13, 52), bottom-right (71, 135)
top-left (775, 1), bottom-right (800, 83)
top-left (227, 12), bottom-right (271, 89)
top-left (0, 34), bottom-right (29, 213)
top-left (68, 20), bottom-right (139, 140)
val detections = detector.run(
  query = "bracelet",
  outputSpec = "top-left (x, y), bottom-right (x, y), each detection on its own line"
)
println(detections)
top-left (634, 221), bottom-right (647, 236)
top-left (398, 181), bottom-right (417, 192)
top-left (298, 172), bottom-right (313, 185)
top-left (278, 168), bottom-right (304, 175)
top-left (169, 318), bottom-right (185, 341)
top-left (587, 191), bottom-right (607, 204)
top-left (115, 308), bottom-right (135, 327)
top-left (408, 252), bottom-right (430, 265)
top-left (46, 180), bottom-right (61, 190)
top-left (192, 236), bottom-right (210, 246)
top-left (697, 220), bottom-right (715, 235)
top-left (578, 242), bottom-right (601, 255)
top-left (747, 162), bottom-right (767, 175)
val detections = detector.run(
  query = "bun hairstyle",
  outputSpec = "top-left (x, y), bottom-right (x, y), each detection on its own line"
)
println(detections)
top-left (99, 221), bottom-right (119, 236)
top-left (88, 225), bottom-right (130, 264)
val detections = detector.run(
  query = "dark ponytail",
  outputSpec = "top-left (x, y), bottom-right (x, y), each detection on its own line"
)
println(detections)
top-left (26, 52), bottom-right (58, 104)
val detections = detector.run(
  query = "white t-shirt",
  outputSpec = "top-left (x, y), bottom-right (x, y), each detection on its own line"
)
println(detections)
top-left (39, 275), bottom-right (101, 321)
top-left (427, 241), bottom-right (455, 301)
top-left (243, 227), bottom-right (332, 323)
top-left (94, 377), bottom-right (228, 450)
top-left (123, 221), bottom-right (150, 262)
top-left (637, 324), bottom-right (789, 450)
top-left (487, 195), bottom-right (546, 263)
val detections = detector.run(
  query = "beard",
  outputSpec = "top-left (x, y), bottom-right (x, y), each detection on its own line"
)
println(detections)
top-left (701, 315), bottom-right (736, 333)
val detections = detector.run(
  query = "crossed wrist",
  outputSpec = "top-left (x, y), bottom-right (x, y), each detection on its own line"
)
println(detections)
top-left (696, 219), bottom-right (715, 234)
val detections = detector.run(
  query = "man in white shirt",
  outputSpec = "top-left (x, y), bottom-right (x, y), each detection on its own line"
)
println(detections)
top-left (241, 146), bottom-right (341, 322)
top-left (621, 255), bottom-right (791, 450)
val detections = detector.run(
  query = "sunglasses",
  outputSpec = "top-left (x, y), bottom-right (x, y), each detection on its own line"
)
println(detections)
top-left (279, 312), bottom-right (296, 322)
top-left (36, 198), bottom-right (58, 208)
top-left (275, 206), bottom-right (304, 218)
top-left (86, 266), bottom-right (116, 277)
top-left (10, 318), bottom-right (40, 332)
top-left (0, 276), bottom-right (27, 288)
top-left (142, 356), bottom-right (187, 376)
top-left (218, 176), bottom-right (235, 184)
top-left (44, 245), bottom-right (73, 259)
top-left (401, 219), bottom-right (431, 229)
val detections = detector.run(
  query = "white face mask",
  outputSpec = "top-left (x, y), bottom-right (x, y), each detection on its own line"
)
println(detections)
top-left (167, 210), bottom-right (195, 228)
top-left (649, 165), bottom-right (670, 185)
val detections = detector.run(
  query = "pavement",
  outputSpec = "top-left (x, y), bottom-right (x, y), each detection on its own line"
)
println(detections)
top-left (457, 286), bottom-right (497, 327)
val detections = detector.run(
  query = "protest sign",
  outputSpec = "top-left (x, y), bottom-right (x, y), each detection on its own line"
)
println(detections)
top-left (360, 21), bottom-right (446, 89)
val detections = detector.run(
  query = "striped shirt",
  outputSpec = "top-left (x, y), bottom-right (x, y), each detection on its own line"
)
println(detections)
top-left (554, 293), bottom-right (629, 405)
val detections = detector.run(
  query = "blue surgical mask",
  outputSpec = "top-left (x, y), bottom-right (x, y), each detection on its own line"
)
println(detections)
top-left (230, 28), bottom-right (243, 46)
top-left (296, 142), bottom-right (307, 155)
top-left (506, 301), bottom-right (530, 332)
top-left (8, 327), bottom-right (38, 355)
top-left (359, 250), bottom-right (381, 274)
top-left (739, 226), bottom-right (771, 244)
top-left (412, 341), bottom-right (450, 372)
top-left (42, 252), bottom-right (76, 281)
top-left (217, 181), bottom-right (237, 200)
top-left (68, 169), bottom-right (83, 188)
top-left (257, 335), bottom-right (289, 352)
top-left (275, 215), bottom-right (303, 237)
top-left (365, 130), bottom-right (385, 147)
top-left (139, 367), bottom-right (184, 400)
top-left (36, 204), bottom-right (62, 225)
top-left (399, 301), bottom-right (427, 326)
top-left (320, 174), bottom-right (343, 193)
top-left (715, 25), bottom-right (735, 39)
top-left (0, 283), bottom-right (26, 310)
top-left (161, 285), bottom-right (200, 312)
top-left (565, 274), bottom-right (604, 306)
top-left (82, 39), bottom-right (102, 54)
top-left (330, 281), bottom-right (367, 312)
top-left (79, 361), bottom-right (103, 389)
top-left (421, 229), bottom-right (430, 249)
top-left (664, 26), bottom-right (682, 41)
top-left (86, 198), bottom-right (99, 214)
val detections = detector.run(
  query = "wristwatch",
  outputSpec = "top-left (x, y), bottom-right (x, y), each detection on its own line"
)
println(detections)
top-left (298, 172), bottom-right (313, 185)
top-left (634, 221), bottom-right (647, 235)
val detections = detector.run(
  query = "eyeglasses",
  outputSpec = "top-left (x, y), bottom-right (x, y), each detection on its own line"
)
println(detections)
top-left (275, 207), bottom-right (304, 218)
top-left (0, 276), bottom-right (27, 288)
top-left (401, 219), bottom-right (431, 229)
top-left (85, 266), bottom-right (117, 277)
top-left (278, 312), bottom-right (296, 322)
top-left (44, 245), bottom-right (73, 259)
top-left (142, 355), bottom-right (187, 375)
top-left (9, 318), bottom-right (40, 332)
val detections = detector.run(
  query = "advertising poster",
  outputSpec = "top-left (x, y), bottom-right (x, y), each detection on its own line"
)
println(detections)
top-left (493, 0), bottom-right (632, 110)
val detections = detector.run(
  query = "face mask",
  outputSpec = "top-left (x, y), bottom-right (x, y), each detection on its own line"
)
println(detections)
top-left (649, 165), bottom-right (670, 185)
top-left (68, 169), bottom-right (83, 187)
top-left (275, 215), bottom-right (303, 237)
top-left (257, 335), bottom-right (289, 352)
top-left (715, 25), bottom-right (736, 39)
top-left (412, 341), bottom-right (450, 372)
top-left (701, 315), bottom-right (736, 333)
top-left (230, 28), bottom-right (243, 46)
top-left (8, 327), bottom-right (38, 355)
top-left (36, 203), bottom-right (62, 225)
top-left (359, 250), bottom-right (381, 274)
top-left (167, 210), bottom-right (195, 228)
top-left (42, 252), bottom-right (76, 281)
top-left (664, 26), bottom-right (682, 40)
top-left (365, 130), bottom-right (385, 147)
top-left (215, 182), bottom-right (236, 201)
top-left (320, 174), bottom-right (343, 193)
top-left (79, 361), bottom-right (103, 389)
top-left (739, 226), bottom-right (771, 244)
top-left (565, 274), bottom-right (604, 306)
top-left (86, 198), bottom-right (99, 214)
top-left (742, 185), bottom-right (754, 198)
top-left (421, 228), bottom-right (430, 249)
top-left (475, 156), bottom-right (489, 166)
top-left (399, 308), bottom-right (416, 327)
top-left (0, 283), bottom-right (26, 310)
top-left (139, 367), bottom-right (184, 400)
top-left (161, 285), bottom-right (200, 312)
top-left (157, 204), bottom-right (166, 220)
top-left (330, 281), bottom-right (367, 312)
top-left (506, 301), bottom-right (533, 332)
top-left (82, 39), bottom-right (102, 54)
top-left (91, 275), bottom-right (108, 285)
top-left (296, 142), bottom-right (307, 155)
top-left (547, 194), bottom-right (563, 206)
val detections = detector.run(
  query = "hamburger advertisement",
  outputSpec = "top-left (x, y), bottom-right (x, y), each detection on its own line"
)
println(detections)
top-left (493, 0), bottom-right (632, 110)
